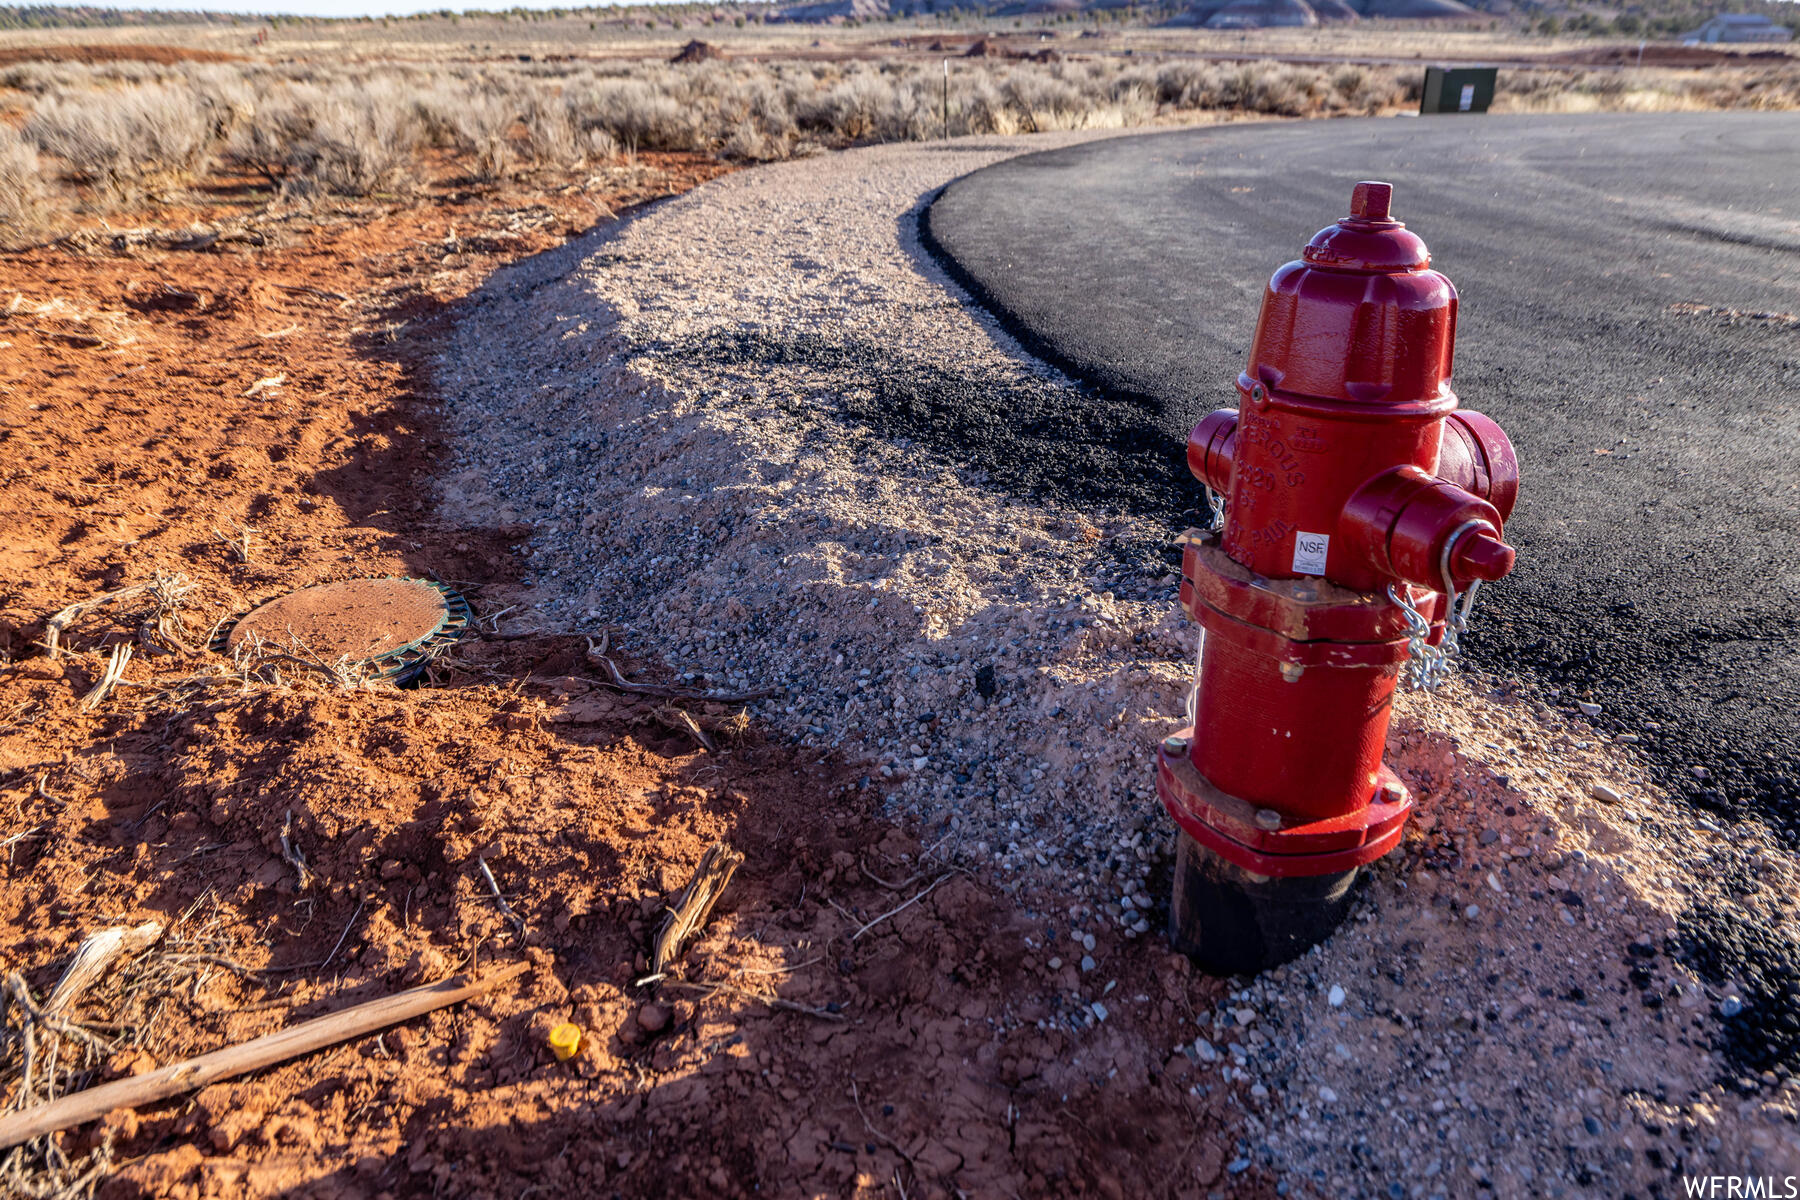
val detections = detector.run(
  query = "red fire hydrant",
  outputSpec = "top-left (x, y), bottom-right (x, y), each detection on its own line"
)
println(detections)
top-left (1159, 181), bottom-right (1521, 974)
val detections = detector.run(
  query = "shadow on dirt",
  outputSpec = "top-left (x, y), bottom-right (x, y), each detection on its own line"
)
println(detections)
top-left (3, 212), bottom-right (1274, 1200)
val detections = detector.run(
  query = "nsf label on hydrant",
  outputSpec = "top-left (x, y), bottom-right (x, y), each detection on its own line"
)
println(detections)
top-left (1292, 532), bottom-right (1330, 576)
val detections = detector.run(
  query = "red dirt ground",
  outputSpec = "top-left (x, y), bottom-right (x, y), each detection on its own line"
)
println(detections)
top-left (0, 159), bottom-right (1269, 1197)
top-left (1544, 43), bottom-right (1797, 68)
top-left (0, 45), bottom-right (246, 67)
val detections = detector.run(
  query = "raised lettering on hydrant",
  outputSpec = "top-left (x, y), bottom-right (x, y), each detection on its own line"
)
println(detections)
top-left (1160, 181), bottom-right (1522, 974)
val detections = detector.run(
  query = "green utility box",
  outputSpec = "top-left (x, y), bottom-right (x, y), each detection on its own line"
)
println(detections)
top-left (1420, 66), bottom-right (1497, 114)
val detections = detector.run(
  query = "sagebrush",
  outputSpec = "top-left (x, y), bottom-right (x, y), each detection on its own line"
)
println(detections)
top-left (3, 52), bottom-right (1796, 233)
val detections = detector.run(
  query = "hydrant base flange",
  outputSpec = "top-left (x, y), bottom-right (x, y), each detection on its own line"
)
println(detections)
top-left (1156, 727), bottom-right (1412, 878)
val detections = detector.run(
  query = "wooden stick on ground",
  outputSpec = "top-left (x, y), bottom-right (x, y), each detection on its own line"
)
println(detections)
top-left (78, 643), bottom-right (133, 712)
top-left (653, 705), bottom-right (717, 753)
top-left (46, 921), bottom-right (163, 1014)
top-left (0, 962), bottom-right (529, 1151)
top-left (42, 584), bottom-right (149, 660)
top-left (278, 810), bottom-right (312, 892)
top-left (585, 645), bottom-right (778, 704)
top-left (476, 856), bottom-right (527, 940)
top-left (652, 841), bottom-right (744, 974)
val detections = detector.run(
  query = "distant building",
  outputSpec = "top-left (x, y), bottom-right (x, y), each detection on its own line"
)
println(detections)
top-left (1681, 13), bottom-right (1793, 43)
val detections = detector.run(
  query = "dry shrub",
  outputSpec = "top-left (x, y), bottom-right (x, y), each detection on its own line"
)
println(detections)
top-left (0, 61), bottom-right (62, 95)
top-left (1492, 66), bottom-right (1800, 114)
top-left (449, 90), bottom-right (518, 182)
top-left (224, 78), bottom-right (424, 198)
top-left (1331, 64), bottom-right (1403, 113)
top-left (1217, 63), bottom-right (1311, 116)
top-left (25, 82), bottom-right (214, 197)
top-left (0, 125), bottom-right (52, 247)
top-left (574, 76), bottom-right (705, 152)
top-left (521, 87), bottom-right (620, 167)
top-left (721, 116), bottom-right (776, 161)
top-left (519, 90), bottom-right (577, 164)
top-left (13, 53), bottom-right (1796, 225)
top-left (222, 85), bottom-right (318, 188)
top-left (797, 68), bottom-right (932, 142)
top-left (295, 82), bottom-right (424, 197)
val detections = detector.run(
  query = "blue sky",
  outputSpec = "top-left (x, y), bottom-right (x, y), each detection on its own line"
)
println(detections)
top-left (69, 0), bottom-right (659, 15)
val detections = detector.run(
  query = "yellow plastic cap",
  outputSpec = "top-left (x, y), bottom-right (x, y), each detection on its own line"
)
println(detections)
top-left (548, 1023), bottom-right (582, 1061)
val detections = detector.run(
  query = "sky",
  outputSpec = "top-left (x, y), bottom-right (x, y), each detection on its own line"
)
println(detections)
top-left (63, 0), bottom-right (659, 16)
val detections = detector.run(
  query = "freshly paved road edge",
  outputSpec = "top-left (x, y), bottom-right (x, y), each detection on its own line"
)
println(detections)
top-left (924, 113), bottom-right (1800, 847)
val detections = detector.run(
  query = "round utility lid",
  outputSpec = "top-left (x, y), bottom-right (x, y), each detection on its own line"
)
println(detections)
top-left (224, 577), bottom-right (470, 679)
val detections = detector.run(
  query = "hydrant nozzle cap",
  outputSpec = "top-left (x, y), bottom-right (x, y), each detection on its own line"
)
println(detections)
top-left (1450, 531), bottom-right (1517, 583)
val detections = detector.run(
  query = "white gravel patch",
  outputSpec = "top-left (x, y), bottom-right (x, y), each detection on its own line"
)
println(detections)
top-left (438, 131), bottom-right (1191, 918)
top-left (437, 134), bottom-right (1797, 1195)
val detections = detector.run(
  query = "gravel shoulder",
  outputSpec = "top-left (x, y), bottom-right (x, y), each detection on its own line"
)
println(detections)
top-left (441, 133), bottom-right (1800, 1195)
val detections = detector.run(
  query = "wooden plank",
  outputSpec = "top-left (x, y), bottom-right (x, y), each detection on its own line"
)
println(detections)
top-left (0, 962), bottom-right (529, 1150)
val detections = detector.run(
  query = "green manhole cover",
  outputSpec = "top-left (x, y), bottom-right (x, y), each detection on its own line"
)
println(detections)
top-left (222, 577), bottom-right (471, 682)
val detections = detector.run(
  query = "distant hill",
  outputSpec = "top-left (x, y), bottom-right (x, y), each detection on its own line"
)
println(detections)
top-left (5, 0), bottom-right (1793, 39)
top-left (764, 0), bottom-right (1800, 33)
top-left (774, 0), bottom-right (1481, 20)
top-left (769, 0), bottom-right (1487, 23)
top-left (1164, 0), bottom-right (1474, 26)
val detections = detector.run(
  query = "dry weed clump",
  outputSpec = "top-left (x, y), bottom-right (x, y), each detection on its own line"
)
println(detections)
top-left (1493, 65), bottom-right (1800, 113)
top-left (224, 77), bottom-right (427, 198)
top-left (0, 127), bottom-right (51, 249)
top-left (3, 53), bottom-right (1795, 235)
top-left (23, 81), bottom-right (217, 199)
top-left (0, 895), bottom-right (249, 1199)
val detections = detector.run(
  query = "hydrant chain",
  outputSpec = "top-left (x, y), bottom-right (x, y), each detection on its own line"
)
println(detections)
top-left (1202, 484), bottom-right (1226, 534)
top-left (1388, 583), bottom-right (1450, 691)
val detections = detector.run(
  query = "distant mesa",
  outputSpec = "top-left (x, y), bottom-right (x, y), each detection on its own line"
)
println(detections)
top-left (1681, 12), bottom-right (1792, 44)
top-left (670, 39), bottom-right (727, 63)
top-left (774, 0), bottom-right (1469, 20)
top-left (1357, 0), bottom-right (1475, 18)
top-left (991, 0), bottom-right (1087, 14)
top-left (773, 0), bottom-right (971, 21)
top-left (770, 0), bottom-right (888, 23)
top-left (1204, 0), bottom-right (1321, 29)
top-left (1171, 0), bottom-right (1467, 24)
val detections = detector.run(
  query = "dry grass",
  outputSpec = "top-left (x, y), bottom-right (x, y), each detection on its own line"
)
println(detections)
top-left (1492, 64), bottom-right (1800, 112)
top-left (0, 126), bottom-right (49, 249)
top-left (0, 894), bottom-right (247, 1199)
top-left (2, 51), bottom-right (1795, 237)
top-left (23, 80), bottom-right (217, 199)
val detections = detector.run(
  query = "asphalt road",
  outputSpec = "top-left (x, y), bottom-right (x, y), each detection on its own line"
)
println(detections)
top-left (923, 113), bottom-right (1800, 843)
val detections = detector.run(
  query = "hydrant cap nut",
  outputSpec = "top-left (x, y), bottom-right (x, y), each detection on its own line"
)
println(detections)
top-left (1350, 181), bottom-right (1393, 222)
top-left (1450, 531), bottom-right (1516, 583)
